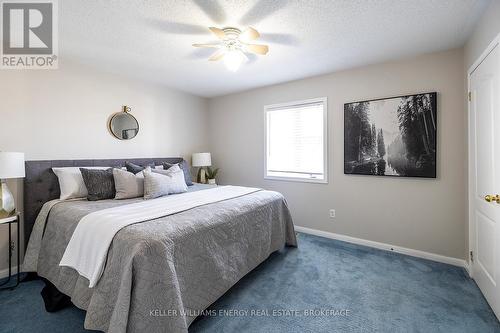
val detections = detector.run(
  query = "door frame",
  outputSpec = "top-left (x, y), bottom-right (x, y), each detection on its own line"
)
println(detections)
top-left (467, 32), bottom-right (500, 278)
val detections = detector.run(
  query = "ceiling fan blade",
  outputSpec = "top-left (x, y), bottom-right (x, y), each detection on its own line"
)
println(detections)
top-left (209, 27), bottom-right (226, 39)
top-left (209, 49), bottom-right (225, 61)
top-left (240, 27), bottom-right (260, 41)
top-left (245, 44), bottom-right (269, 55)
top-left (192, 43), bottom-right (220, 48)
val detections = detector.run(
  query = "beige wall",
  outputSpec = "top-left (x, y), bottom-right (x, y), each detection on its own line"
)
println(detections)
top-left (0, 60), bottom-right (209, 273)
top-left (0, 61), bottom-right (208, 160)
top-left (208, 49), bottom-right (466, 260)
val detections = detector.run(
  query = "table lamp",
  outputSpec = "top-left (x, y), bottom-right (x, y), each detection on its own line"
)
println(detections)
top-left (0, 152), bottom-right (25, 218)
top-left (192, 152), bottom-right (211, 184)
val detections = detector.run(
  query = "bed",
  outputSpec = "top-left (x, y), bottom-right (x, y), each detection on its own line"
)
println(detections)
top-left (22, 158), bottom-right (297, 333)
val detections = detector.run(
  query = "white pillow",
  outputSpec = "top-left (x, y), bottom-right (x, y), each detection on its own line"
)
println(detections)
top-left (113, 168), bottom-right (144, 199)
top-left (153, 165), bottom-right (189, 193)
top-left (143, 165), bottom-right (188, 199)
top-left (52, 167), bottom-right (109, 200)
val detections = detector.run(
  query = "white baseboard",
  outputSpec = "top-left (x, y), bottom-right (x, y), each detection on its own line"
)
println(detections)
top-left (295, 226), bottom-right (468, 269)
top-left (463, 261), bottom-right (472, 276)
top-left (0, 266), bottom-right (19, 280)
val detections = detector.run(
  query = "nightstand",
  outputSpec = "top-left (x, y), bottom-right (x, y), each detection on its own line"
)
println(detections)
top-left (0, 213), bottom-right (20, 291)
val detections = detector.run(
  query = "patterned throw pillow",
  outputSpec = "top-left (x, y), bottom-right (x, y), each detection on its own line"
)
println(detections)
top-left (80, 168), bottom-right (116, 201)
top-left (113, 168), bottom-right (144, 199)
top-left (143, 166), bottom-right (188, 199)
top-left (162, 160), bottom-right (193, 186)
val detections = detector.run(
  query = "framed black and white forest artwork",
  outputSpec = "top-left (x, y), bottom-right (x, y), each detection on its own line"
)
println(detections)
top-left (344, 92), bottom-right (437, 178)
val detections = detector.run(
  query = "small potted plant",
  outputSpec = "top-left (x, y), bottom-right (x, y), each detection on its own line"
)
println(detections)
top-left (206, 166), bottom-right (219, 185)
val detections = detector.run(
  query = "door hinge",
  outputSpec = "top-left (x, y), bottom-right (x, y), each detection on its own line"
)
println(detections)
top-left (470, 250), bottom-right (474, 262)
top-left (468, 92), bottom-right (471, 101)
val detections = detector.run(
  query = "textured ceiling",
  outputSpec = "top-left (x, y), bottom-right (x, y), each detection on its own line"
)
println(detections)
top-left (60, 0), bottom-right (490, 97)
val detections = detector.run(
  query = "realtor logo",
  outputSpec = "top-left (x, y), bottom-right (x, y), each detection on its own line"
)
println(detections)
top-left (1, 0), bottom-right (58, 69)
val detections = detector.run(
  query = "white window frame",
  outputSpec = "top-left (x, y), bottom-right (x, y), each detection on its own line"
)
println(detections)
top-left (264, 97), bottom-right (328, 184)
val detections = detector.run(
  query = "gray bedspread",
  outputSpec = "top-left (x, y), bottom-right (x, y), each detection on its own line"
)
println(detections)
top-left (29, 185), bottom-right (297, 332)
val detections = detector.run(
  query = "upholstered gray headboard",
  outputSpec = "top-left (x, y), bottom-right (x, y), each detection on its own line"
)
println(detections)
top-left (23, 157), bottom-right (184, 249)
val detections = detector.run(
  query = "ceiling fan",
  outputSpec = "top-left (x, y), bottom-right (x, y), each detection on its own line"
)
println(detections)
top-left (193, 27), bottom-right (269, 72)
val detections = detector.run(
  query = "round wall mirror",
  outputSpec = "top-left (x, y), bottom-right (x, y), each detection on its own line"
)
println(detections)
top-left (109, 106), bottom-right (139, 140)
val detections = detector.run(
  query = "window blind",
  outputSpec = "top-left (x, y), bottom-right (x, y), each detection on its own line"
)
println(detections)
top-left (266, 101), bottom-right (325, 181)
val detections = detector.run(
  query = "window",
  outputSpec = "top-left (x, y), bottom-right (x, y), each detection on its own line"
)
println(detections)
top-left (265, 98), bottom-right (327, 183)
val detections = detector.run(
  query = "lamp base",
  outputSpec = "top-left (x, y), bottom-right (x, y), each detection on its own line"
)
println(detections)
top-left (197, 167), bottom-right (207, 184)
top-left (0, 180), bottom-right (15, 219)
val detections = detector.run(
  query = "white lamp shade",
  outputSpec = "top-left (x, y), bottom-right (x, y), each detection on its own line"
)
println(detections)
top-left (192, 152), bottom-right (211, 167)
top-left (0, 152), bottom-right (25, 179)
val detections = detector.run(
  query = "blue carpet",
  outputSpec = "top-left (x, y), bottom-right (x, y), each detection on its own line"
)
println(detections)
top-left (1, 233), bottom-right (499, 332)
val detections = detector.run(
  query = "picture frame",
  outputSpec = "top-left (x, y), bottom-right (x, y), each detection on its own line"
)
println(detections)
top-left (344, 92), bottom-right (437, 178)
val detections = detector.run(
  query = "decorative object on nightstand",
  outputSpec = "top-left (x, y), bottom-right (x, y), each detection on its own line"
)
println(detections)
top-left (206, 166), bottom-right (220, 185)
top-left (192, 152), bottom-right (211, 184)
top-left (0, 213), bottom-right (20, 290)
top-left (0, 152), bottom-right (25, 218)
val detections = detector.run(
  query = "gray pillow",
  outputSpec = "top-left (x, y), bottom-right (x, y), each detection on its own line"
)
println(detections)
top-left (163, 160), bottom-right (193, 186)
top-left (113, 168), bottom-right (144, 199)
top-left (125, 161), bottom-right (154, 174)
top-left (143, 166), bottom-right (188, 200)
top-left (80, 168), bottom-right (115, 201)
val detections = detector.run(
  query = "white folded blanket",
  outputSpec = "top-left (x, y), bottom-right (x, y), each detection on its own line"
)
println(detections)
top-left (59, 185), bottom-right (260, 287)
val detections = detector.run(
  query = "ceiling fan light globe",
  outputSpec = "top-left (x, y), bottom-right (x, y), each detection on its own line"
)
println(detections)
top-left (224, 50), bottom-right (246, 72)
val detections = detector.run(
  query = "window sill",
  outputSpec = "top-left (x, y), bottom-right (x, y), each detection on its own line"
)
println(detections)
top-left (264, 175), bottom-right (328, 184)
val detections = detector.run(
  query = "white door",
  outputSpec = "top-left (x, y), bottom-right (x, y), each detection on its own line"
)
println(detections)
top-left (469, 42), bottom-right (500, 320)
